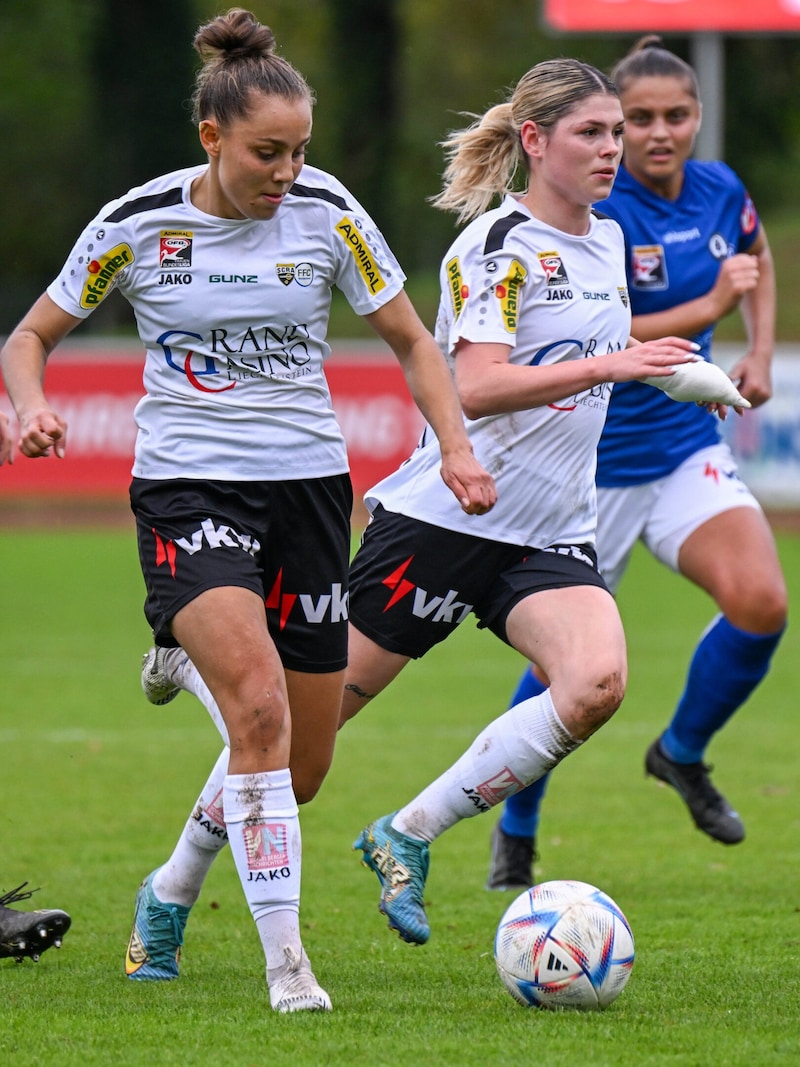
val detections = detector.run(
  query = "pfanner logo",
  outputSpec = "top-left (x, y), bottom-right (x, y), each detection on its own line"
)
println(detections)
top-left (80, 244), bottom-right (134, 308)
top-left (495, 260), bottom-right (527, 334)
top-left (335, 216), bottom-right (386, 294)
top-left (446, 256), bottom-right (468, 318)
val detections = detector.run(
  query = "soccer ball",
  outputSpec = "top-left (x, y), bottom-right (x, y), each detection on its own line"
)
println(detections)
top-left (494, 879), bottom-right (634, 1010)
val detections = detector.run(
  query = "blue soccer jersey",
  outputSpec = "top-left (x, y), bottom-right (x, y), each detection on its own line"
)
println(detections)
top-left (595, 160), bottom-right (760, 486)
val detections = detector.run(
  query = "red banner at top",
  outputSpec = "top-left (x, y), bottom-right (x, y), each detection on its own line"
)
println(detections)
top-left (544, 0), bottom-right (800, 32)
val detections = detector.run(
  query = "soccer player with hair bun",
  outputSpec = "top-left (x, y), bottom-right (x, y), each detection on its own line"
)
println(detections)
top-left (1, 7), bottom-right (496, 1010)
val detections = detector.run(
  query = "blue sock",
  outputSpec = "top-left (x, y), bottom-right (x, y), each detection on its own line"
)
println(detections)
top-left (499, 666), bottom-right (550, 839)
top-left (660, 614), bottom-right (785, 764)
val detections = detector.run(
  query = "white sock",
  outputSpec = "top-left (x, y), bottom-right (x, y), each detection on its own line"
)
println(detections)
top-left (152, 747), bottom-right (230, 907)
top-left (224, 768), bottom-right (303, 971)
top-left (394, 690), bottom-right (580, 843)
top-left (173, 657), bottom-right (230, 747)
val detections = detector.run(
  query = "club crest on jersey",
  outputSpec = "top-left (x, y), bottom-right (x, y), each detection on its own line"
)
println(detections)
top-left (632, 244), bottom-right (667, 289)
top-left (276, 263), bottom-right (295, 286)
top-left (618, 286), bottom-right (629, 308)
top-left (334, 216), bottom-right (386, 294)
top-left (80, 243), bottom-right (134, 308)
top-left (159, 230), bottom-right (193, 269)
top-left (708, 233), bottom-right (731, 261)
top-left (446, 256), bottom-right (469, 317)
top-left (275, 262), bottom-right (315, 287)
top-left (740, 192), bottom-right (757, 236)
top-left (537, 251), bottom-right (569, 287)
top-left (495, 259), bottom-right (527, 333)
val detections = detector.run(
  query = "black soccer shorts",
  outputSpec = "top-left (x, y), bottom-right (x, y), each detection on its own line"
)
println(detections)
top-left (348, 505), bottom-right (608, 659)
top-left (131, 474), bottom-right (352, 672)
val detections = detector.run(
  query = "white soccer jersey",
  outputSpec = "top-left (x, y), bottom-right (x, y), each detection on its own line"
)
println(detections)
top-left (366, 196), bottom-right (631, 548)
top-left (47, 164), bottom-right (405, 480)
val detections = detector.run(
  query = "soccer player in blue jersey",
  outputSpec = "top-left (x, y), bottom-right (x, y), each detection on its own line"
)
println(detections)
top-left (487, 36), bottom-right (787, 890)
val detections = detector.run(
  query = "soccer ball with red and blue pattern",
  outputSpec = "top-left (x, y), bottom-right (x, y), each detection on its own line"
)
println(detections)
top-left (494, 879), bottom-right (634, 1010)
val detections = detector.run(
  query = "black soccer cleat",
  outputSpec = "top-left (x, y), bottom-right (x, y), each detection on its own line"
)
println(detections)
top-left (486, 822), bottom-right (537, 891)
top-left (645, 739), bottom-right (745, 845)
top-left (0, 882), bottom-right (72, 963)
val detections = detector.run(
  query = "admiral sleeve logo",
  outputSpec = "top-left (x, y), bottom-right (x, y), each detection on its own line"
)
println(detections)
top-left (494, 259), bottom-right (527, 333)
top-left (334, 216), bottom-right (386, 294)
top-left (80, 243), bottom-right (135, 307)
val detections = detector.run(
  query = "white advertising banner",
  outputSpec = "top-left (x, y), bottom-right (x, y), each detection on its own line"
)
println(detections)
top-left (718, 345), bottom-right (800, 508)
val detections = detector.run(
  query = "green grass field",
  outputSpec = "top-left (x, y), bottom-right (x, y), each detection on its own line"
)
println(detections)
top-left (1, 525), bottom-right (799, 1066)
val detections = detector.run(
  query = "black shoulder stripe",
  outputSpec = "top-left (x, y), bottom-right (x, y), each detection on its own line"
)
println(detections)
top-left (103, 187), bottom-right (185, 224)
top-left (483, 210), bottom-right (529, 255)
top-left (591, 207), bottom-right (611, 221)
top-left (289, 182), bottom-right (350, 211)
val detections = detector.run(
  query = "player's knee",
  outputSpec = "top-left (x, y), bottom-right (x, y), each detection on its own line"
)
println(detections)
top-left (592, 669), bottom-right (625, 719)
top-left (554, 667), bottom-right (625, 738)
top-left (579, 669), bottom-right (626, 734)
top-left (722, 581), bottom-right (788, 634)
top-left (226, 687), bottom-right (290, 756)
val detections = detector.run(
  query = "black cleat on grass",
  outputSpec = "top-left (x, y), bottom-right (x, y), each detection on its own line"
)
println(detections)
top-left (0, 883), bottom-right (71, 963)
top-left (645, 739), bottom-right (745, 845)
top-left (486, 822), bottom-right (536, 891)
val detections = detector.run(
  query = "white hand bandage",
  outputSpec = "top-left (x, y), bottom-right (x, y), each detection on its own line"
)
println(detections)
top-left (643, 360), bottom-right (751, 408)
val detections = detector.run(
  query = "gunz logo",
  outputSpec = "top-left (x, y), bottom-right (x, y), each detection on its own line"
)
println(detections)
top-left (266, 568), bottom-right (348, 631)
top-left (381, 556), bottom-right (473, 624)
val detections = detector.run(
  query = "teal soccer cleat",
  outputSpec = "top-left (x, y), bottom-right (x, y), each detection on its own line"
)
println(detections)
top-left (125, 870), bottom-right (190, 980)
top-left (354, 813), bottom-right (431, 945)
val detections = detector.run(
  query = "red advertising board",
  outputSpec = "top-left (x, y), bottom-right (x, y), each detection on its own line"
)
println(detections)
top-left (544, 0), bottom-right (800, 33)
top-left (0, 345), bottom-right (424, 500)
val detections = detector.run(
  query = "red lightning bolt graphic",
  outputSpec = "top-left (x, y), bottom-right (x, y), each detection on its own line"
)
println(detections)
top-left (265, 568), bottom-right (297, 631)
top-left (381, 556), bottom-right (416, 611)
top-left (153, 529), bottom-right (177, 577)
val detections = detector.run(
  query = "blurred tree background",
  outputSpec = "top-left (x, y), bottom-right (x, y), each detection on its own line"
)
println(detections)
top-left (1, 0), bottom-right (798, 335)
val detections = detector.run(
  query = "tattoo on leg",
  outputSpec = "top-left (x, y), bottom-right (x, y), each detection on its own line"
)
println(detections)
top-left (344, 682), bottom-right (376, 701)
